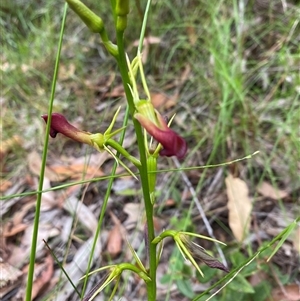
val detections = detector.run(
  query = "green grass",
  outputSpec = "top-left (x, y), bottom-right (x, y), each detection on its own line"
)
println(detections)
top-left (1, 0), bottom-right (299, 300)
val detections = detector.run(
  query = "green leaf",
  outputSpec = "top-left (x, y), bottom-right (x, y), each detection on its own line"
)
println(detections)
top-left (230, 250), bottom-right (257, 277)
top-left (223, 288), bottom-right (247, 301)
top-left (196, 265), bottom-right (218, 283)
top-left (227, 274), bottom-right (255, 294)
top-left (253, 281), bottom-right (272, 301)
top-left (160, 274), bottom-right (172, 284)
top-left (267, 220), bottom-right (298, 262)
top-left (176, 279), bottom-right (196, 299)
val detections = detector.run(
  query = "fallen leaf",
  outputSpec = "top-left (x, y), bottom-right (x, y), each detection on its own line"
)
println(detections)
top-left (105, 84), bottom-right (125, 98)
top-left (106, 224), bottom-right (123, 258)
top-left (132, 35), bottom-right (161, 47)
top-left (151, 92), bottom-right (169, 108)
top-left (0, 179), bottom-right (12, 192)
top-left (248, 270), bottom-right (269, 286)
top-left (27, 151), bottom-right (60, 181)
top-left (291, 227), bottom-right (300, 255)
top-left (0, 260), bottom-right (23, 298)
top-left (257, 181), bottom-right (289, 200)
top-left (50, 163), bottom-right (104, 181)
top-left (54, 237), bottom-right (102, 301)
top-left (106, 211), bottom-right (125, 258)
top-left (0, 135), bottom-right (23, 172)
top-left (132, 36), bottom-right (162, 62)
top-left (0, 135), bottom-right (23, 156)
top-left (268, 283), bottom-right (300, 301)
top-left (13, 201), bottom-right (36, 225)
top-left (58, 63), bottom-right (76, 80)
top-left (63, 196), bottom-right (98, 233)
top-left (29, 254), bottom-right (54, 300)
top-left (3, 221), bottom-right (28, 237)
top-left (186, 26), bottom-right (197, 45)
top-left (226, 174), bottom-right (252, 242)
top-left (153, 216), bottom-right (164, 232)
top-left (123, 203), bottom-right (143, 230)
top-left (21, 224), bottom-right (60, 259)
top-left (40, 178), bottom-right (57, 211)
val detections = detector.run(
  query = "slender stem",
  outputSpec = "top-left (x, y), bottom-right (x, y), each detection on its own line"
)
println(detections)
top-left (81, 107), bottom-right (131, 299)
top-left (106, 139), bottom-right (141, 167)
top-left (25, 4), bottom-right (68, 301)
top-left (116, 30), bottom-right (156, 301)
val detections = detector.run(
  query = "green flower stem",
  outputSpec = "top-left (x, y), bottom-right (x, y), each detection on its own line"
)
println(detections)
top-left (106, 139), bottom-right (141, 167)
top-left (25, 5), bottom-right (68, 301)
top-left (66, 0), bottom-right (103, 32)
top-left (66, 0), bottom-right (118, 57)
top-left (99, 31), bottom-right (118, 57)
top-left (115, 29), bottom-right (157, 301)
top-left (81, 108), bottom-right (131, 298)
top-left (118, 263), bottom-right (151, 283)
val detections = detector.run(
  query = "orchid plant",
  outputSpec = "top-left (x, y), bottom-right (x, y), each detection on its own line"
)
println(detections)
top-left (34, 0), bottom-right (229, 300)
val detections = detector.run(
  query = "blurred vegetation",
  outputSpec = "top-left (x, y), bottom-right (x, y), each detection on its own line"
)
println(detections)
top-left (1, 0), bottom-right (299, 300)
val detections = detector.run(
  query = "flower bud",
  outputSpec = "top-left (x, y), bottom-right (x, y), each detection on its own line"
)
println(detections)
top-left (66, 0), bottom-right (104, 33)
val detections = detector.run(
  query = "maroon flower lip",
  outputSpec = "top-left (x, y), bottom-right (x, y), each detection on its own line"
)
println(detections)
top-left (135, 111), bottom-right (187, 159)
top-left (41, 113), bottom-right (93, 145)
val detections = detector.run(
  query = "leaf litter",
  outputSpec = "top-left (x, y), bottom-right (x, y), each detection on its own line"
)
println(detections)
top-left (2, 3), bottom-right (300, 299)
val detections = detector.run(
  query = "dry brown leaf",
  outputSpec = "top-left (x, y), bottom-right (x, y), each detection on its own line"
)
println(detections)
top-left (226, 174), bottom-right (252, 242)
top-left (186, 26), bottom-right (197, 45)
top-left (268, 284), bottom-right (300, 301)
top-left (105, 84), bottom-right (125, 98)
top-left (21, 224), bottom-right (60, 259)
top-left (3, 222), bottom-right (28, 237)
top-left (13, 201), bottom-right (35, 225)
top-left (27, 254), bottom-right (54, 300)
top-left (291, 227), bottom-right (300, 255)
top-left (132, 36), bottom-right (162, 62)
top-left (0, 179), bottom-right (12, 192)
top-left (180, 64), bottom-right (191, 83)
top-left (50, 163), bottom-right (104, 181)
top-left (151, 92), bottom-right (169, 108)
top-left (248, 270), bottom-right (269, 286)
top-left (106, 211), bottom-right (125, 258)
top-left (40, 178), bottom-right (57, 211)
top-left (27, 151), bottom-right (60, 181)
top-left (123, 203), bottom-right (143, 230)
top-left (0, 135), bottom-right (23, 156)
top-left (58, 63), bottom-right (76, 80)
top-left (7, 244), bottom-right (28, 267)
top-left (0, 260), bottom-right (23, 298)
top-left (55, 237), bottom-right (102, 301)
top-left (165, 92), bottom-right (179, 109)
top-left (132, 36), bottom-right (161, 47)
top-left (153, 216), bottom-right (164, 232)
top-left (63, 196), bottom-right (98, 233)
top-left (106, 225), bottom-right (123, 258)
top-left (257, 181), bottom-right (289, 200)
